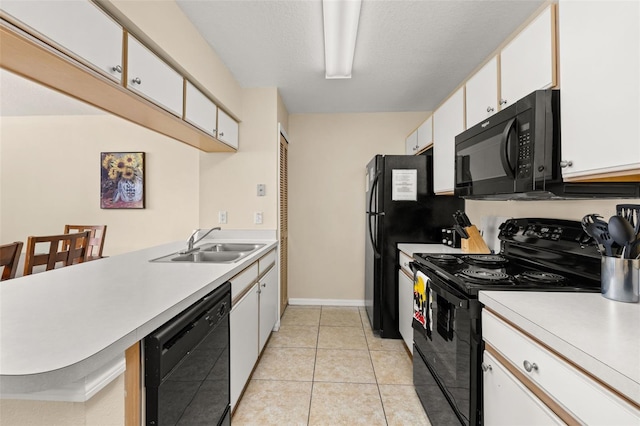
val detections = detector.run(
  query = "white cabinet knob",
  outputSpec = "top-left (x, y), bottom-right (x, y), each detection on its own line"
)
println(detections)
top-left (560, 160), bottom-right (573, 168)
top-left (523, 360), bottom-right (538, 372)
top-left (131, 77), bottom-right (142, 85)
top-left (112, 65), bottom-right (122, 73)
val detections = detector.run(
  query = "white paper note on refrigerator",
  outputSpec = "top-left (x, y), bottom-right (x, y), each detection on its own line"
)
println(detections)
top-left (392, 169), bottom-right (417, 201)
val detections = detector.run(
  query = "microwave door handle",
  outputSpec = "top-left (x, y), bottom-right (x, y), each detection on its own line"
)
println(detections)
top-left (500, 118), bottom-right (517, 178)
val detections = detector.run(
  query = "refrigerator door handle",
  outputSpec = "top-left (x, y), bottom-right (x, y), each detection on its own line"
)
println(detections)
top-left (368, 173), bottom-right (382, 258)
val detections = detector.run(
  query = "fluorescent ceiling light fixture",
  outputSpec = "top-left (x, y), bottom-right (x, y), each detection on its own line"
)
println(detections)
top-left (322, 0), bottom-right (362, 79)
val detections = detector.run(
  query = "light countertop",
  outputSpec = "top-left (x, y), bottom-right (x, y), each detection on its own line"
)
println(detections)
top-left (0, 233), bottom-right (277, 396)
top-left (397, 243), bottom-right (464, 256)
top-left (479, 291), bottom-right (640, 405)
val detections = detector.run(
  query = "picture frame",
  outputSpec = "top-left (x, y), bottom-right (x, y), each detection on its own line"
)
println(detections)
top-left (100, 152), bottom-right (145, 209)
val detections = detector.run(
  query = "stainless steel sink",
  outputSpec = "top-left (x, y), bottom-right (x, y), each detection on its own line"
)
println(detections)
top-left (200, 243), bottom-right (265, 252)
top-left (150, 243), bottom-right (265, 263)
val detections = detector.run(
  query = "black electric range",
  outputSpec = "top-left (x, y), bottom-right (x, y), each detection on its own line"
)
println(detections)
top-left (410, 218), bottom-right (602, 426)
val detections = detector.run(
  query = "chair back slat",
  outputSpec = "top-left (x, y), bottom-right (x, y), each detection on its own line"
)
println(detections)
top-left (64, 225), bottom-right (107, 260)
top-left (0, 241), bottom-right (24, 281)
top-left (24, 231), bottom-right (90, 276)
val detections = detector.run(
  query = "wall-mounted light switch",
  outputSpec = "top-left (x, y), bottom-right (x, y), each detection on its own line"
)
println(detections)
top-left (218, 211), bottom-right (227, 224)
top-left (254, 212), bottom-right (263, 225)
top-left (257, 184), bottom-right (266, 197)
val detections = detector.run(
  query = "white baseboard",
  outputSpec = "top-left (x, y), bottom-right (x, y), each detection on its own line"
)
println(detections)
top-left (288, 298), bottom-right (365, 307)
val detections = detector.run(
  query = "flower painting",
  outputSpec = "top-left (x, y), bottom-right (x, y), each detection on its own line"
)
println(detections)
top-left (101, 152), bottom-right (145, 209)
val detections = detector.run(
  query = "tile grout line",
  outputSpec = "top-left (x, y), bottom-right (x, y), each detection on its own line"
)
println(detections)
top-left (360, 309), bottom-right (391, 426)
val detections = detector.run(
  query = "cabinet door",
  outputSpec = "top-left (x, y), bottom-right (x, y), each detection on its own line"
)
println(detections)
top-left (397, 269), bottom-right (414, 355)
top-left (185, 81), bottom-right (218, 136)
top-left (405, 130), bottom-right (418, 155)
top-left (500, 5), bottom-right (556, 107)
top-left (127, 35), bottom-right (183, 116)
top-left (466, 56), bottom-right (498, 127)
top-left (258, 267), bottom-right (278, 353)
top-left (433, 87), bottom-right (465, 194)
top-left (558, 0), bottom-right (640, 179)
top-left (217, 109), bottom-right (239, 149)
top-left (230, 283), bottom-right (259, 410)
top-left (482, 351), bottom-right (564, 425)
top-left (1, 0), bottom-right (123, 82)
top-left (416, 116), bottom-right (433, 152)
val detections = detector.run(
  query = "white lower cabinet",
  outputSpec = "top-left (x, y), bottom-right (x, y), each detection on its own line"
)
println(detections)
top-left (483, 310), bottom-right (640, 424)
top-left (397, 269), bottom-right (413, 355)
top-left (230, 282), bottom-right (259, 410)
top-left (258, 267), bottom-right (278, 352)
top-left (482, 351), bottom-right (563, 425)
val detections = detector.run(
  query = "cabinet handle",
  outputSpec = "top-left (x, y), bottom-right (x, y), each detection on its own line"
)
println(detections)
top-left (261, 283), bottom-right (266, 288)
top-left (219, 132), bottom-right (224, 137)
top-left (482, 363), bottom-right (492, 372)
top-left (499, 99), bottom-right (508, 105)
top-left (486, 106), bottom-right (494, 113)
top-left (112, 65), bottom-right (122, 73)
top-left (523, 360), bottom-right (538, 372)
top-left (560, 160), bottom-right (573, 168)
top-left (131, 77), bottom-right (142, 85)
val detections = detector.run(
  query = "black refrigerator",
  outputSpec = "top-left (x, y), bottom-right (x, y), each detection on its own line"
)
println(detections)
top-left (365, 154), bottom-right (464, 338)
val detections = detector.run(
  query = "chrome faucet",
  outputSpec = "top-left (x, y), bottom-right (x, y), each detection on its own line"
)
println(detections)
top-left (184, 227), bottom-right (221, 253)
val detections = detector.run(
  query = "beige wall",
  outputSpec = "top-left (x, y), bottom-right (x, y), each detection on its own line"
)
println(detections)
top-left (0, 114), bottom-right (200, 255)
top-left (287, 112), bottom-right (429, 302)
top-left (102, 0), bottom-right (243, 119)
top-left (199, 88), bottom-right (279, 229)
top-left (467, 198), bottom-right (640, 228)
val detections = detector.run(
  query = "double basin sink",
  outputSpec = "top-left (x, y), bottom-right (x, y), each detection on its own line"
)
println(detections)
top-left (151, 243), bottom-right (265, 263)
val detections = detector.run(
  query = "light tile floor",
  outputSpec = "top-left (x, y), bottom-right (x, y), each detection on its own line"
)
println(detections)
top-left (232, 305), bottom-right (431, 426)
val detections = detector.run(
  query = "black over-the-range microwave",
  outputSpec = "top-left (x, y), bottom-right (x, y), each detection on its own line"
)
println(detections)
top-left (454, 89), bottom-right (639, 199)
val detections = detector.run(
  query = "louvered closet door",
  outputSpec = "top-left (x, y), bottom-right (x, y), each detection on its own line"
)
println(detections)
top-left (279, 134), bottom-right (288, 314)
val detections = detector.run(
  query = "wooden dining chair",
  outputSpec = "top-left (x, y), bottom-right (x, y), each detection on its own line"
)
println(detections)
top-left (1, 241), bottom-right (24, 281)
top-left (23, 231), bottom-right (90, 276)
top-left (64, 225), bottom-right (107, 261)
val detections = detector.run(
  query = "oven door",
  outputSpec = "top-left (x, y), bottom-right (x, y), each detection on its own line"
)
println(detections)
top-left (413, 269), bottom-right (480, 426)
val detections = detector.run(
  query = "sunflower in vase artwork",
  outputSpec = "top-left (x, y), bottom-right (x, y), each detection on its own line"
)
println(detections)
top-left (100, 152), bottom-right (144, 208)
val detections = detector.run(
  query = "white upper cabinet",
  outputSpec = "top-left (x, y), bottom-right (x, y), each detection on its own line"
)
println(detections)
top-left (217, 108), bottom-right (239, 149)
top-left (127, 35), bottom-right (184, 116)
top-left (405, 117), bottom-right (433, 155)
top-left (1, 0), bottom-right (123, 82)
top-left (500, 5), bottom-right (556, 107)
top-left (405, 129), bottom-right (419, 155)
top-left (558, 0), bottom-right (640, 179)
top-left (433, 88), bottom-right (465, 194)
top-left (465, 56), bottom-right (498, 127)
top-left (185, 81), bottom-right (218, 136)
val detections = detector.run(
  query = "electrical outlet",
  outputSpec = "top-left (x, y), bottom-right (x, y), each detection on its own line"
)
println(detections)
top-left (257, 184), bottom-right (266, 197)
top-left (218, 211), bottom-right (227, 224)
top-left (254, 211), bottom-right (263, 225)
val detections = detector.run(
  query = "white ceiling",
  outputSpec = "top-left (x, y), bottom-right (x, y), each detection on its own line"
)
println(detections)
top-left (176, 0), bottom-right (546, 114)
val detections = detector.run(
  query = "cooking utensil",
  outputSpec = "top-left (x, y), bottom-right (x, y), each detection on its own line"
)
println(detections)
top-left (608, 216), bottom-right (636, 258)
top-left (616, 204), bottom-right (640, 235)
top-left (582, 214), bottom-right (615, 256)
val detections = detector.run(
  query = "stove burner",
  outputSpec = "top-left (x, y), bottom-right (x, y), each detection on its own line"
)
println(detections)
top-left (425, 254), bottom-right (459, 265)
top-left (517, 271), bottom-right (567, 286)
top-left (463, 255), bottom-right (508, 267)
top-left (457, 269), bottom-right (514, 285)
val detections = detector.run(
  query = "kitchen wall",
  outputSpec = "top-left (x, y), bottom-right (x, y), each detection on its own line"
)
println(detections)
top-left (287, 112), bottom-right (429, 303)
top-left (0, 113), bottom-right (200, 255)
top-left (199, 88), bottom-right (280, 230)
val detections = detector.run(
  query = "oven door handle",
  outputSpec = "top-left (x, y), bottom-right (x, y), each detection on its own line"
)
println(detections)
top-left (500, 117), bottom-right (517, 178)
top-left (429, 276), bottom-right (468, 309)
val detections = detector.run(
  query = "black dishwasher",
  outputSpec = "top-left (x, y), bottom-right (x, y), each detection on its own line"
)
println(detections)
top-left (145, 281), bottom-right (231, 426)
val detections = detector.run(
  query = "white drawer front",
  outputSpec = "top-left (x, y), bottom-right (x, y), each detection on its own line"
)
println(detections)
top-left (230, 262), bottom-right (259, 301)
top-left (399, 251), bottom-right (413, 275)
top-left (483, 310), bottom-right (640, 425)
top-left (258, 249), bottom-right (276, 275)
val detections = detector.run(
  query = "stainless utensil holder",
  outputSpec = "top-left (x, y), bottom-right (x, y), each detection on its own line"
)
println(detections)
top-left (601, 256), bottom-right (640, 303)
